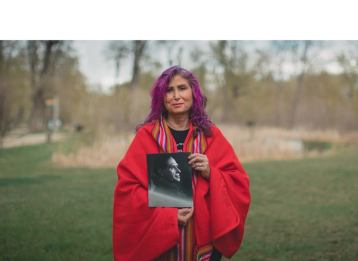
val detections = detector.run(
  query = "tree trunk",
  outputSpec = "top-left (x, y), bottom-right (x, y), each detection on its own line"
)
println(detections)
top-left (130, 40), bottom-right (146, 88)
top-left (289, 41), bottom-right (311, 128)
top-left (28, 40), bottom-right (60, 132)
top-left (0, 41), bottom-right (9, 144)
top-left (289, 72), bottom-right (305, 128)
top-left (274, 81), bottom-right (282, 126)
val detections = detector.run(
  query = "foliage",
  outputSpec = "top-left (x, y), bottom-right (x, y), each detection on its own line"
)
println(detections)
top-left (0, 41), bottom-right (30, 146)
top-left (0, 40), bottom-right (91, 143)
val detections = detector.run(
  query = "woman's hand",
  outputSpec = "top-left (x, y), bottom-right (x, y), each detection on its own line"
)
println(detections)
top-left (188, 153), bottom-right (210, 179)
top-left (178, 208), bottom-right (194, 226)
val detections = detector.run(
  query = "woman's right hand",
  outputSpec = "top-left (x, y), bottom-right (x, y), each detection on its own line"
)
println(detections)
top-left (177, 208), bottom-right (194, 226)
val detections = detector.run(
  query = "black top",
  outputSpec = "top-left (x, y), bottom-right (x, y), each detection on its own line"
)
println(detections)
top-left (169, 127), bottom-right (189, 152)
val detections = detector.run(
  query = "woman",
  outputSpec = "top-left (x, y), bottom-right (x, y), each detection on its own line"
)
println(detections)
top-left (113, 66), bottom-right (251, 261)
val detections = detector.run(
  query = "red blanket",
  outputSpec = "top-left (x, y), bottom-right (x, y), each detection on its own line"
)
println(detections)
top-left (113, 122), bottom-right (251, 260)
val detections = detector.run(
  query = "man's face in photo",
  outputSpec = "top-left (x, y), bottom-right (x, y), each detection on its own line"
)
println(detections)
top-left (167, 157), bottom-right (181, 182)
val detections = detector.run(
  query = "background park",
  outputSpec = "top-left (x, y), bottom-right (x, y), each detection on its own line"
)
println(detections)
top-left (1, 40), bottom-right (357, 260)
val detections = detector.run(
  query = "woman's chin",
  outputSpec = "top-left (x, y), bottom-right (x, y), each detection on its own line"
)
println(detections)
top-left (169, 109), bottom-right (189, 116)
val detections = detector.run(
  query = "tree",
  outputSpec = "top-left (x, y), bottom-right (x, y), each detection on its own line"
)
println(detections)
top-left (107, 40), bottom-right (148, 88)
top-left (337, 43), bottom-right (358, 100)
top-left (0, 41), bottom-right (29, 147)
top-left (210, 41), bottom-right (253, 122)
top-left (27, 40), bottom-right (64, 132)
top-left (271, 40), bottom-right (315, 128)
top-left (210, 40), bottom-right (231, 121)
top-left (156, 40), bottom-right (185, 67)
top-left (131, 40), bottom-right (147, 87)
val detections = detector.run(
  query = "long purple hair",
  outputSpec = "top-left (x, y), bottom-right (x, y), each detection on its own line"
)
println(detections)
top-left (138, 66), bottom-right (212, 136)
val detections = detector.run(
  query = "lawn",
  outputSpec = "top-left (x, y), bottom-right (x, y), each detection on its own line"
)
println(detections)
top-left (0, 144), bottom-right (357, 260)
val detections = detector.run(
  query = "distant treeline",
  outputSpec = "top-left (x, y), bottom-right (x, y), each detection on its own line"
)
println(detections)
top-left (1, 40), bottom-right (358, 144)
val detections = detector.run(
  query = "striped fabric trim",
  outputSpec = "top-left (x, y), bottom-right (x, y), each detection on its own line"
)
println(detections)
top-left (189, 129), bottom-right (212, 261)
top-left (152, 117), bottom-right (212, 261)
top-left (152, 117), bottom-right (177, 153)
top-left (196, 245), bottom-right (214, 261)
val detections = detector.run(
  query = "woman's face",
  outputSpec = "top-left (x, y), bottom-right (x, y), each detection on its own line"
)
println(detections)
top-left (164, 75), bottom-right (193, 117)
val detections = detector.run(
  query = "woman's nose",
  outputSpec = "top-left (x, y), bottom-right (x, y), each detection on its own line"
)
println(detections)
top-left (173, 89), bottom-right (180, 99)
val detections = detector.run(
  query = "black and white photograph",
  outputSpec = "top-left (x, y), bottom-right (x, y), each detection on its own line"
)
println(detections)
top-left (147, 152), bottom-right (192, 207)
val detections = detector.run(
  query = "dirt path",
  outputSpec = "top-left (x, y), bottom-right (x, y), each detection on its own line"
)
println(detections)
top-left (2, 131), bottom-right (66, 148)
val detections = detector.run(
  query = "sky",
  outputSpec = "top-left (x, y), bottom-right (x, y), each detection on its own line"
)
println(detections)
top-left (73, 41), bottom-right (123, 92)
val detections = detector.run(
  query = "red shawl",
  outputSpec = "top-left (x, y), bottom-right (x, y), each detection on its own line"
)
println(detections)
top-left (113, 122), bottom-right (251, 261)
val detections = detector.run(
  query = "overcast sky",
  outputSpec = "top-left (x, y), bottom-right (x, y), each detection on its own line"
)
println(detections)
top-left (73, 40), bottom-right (127, 91)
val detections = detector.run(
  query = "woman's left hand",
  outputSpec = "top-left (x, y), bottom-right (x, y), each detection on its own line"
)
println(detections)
top-left (188, 153), bottom-right (210, 179)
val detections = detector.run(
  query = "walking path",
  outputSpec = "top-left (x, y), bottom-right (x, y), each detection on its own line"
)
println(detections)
top-left (2, 130), bottom-right (66, 148)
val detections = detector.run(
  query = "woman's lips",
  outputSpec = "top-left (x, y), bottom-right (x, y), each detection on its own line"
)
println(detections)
top-left (172, 103), bottom-right (183, 108)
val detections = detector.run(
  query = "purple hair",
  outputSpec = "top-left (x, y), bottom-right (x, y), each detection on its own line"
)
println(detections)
top-left (138, 66), bottom-right (212, 136)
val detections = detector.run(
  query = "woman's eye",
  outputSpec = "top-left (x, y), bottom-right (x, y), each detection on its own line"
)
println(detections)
top-left (166, 87), bottom-right (173, 93)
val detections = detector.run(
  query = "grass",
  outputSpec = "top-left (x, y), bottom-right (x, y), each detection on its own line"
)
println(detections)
top-left (1, 144), bottom-right (357, 260)
top-left (235, 147), bottom-right (358, 261)
top-left (0, 144), bottom-right (115, 261)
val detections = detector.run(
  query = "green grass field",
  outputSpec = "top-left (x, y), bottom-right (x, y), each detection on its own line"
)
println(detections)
top-left (1, 144), bottom-right (357, 260)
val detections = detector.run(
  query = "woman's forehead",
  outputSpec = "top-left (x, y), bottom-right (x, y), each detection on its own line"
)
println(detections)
top-left (168, 75), bottom-right (189, 86)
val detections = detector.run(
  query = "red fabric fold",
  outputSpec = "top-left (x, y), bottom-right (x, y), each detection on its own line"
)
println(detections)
top-left (113, 123), bottom-right (250, 260)
top-left (208, 127), bottom-right (251, 257)
top-left (113, 125), bottom-right (179, 261)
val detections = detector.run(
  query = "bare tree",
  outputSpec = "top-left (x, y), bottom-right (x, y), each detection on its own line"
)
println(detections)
top-left (107, 40), bottom-right (130, 78)
top-left (107, 40), bottom-right (148, 88)
top-left (131, 40), bottom-right (147, 87)
top-left (0, 41), bottom-right (28, 147)
top-left (210, 41), bottom-right (253, 122)
top-left (337, 42), bottom-right (358, 100)
top-left (210, 40), bottom-right (231, 121)
top-left (272, 41), bottom-right (314, 128)
top-left (0, 41), bottom-right (9, 146)
top-left (290, 41), bottom-right (312, 128)
top-left (189, 44), bottom-right (208, 90)
top-left (27, 40), bottom-right (63, 139)
top-left (156, 40), bottom-right (185, 67)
